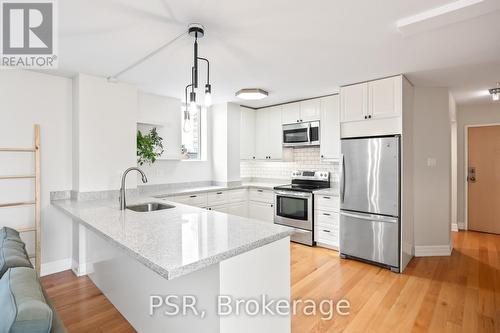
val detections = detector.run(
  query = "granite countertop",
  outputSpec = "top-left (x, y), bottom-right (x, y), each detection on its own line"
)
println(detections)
top-left (149, 181), bottom-right (285, 198)
top-left (313, 187), bottom-right (340, 196)
top-left (52, 196), bottom-right (294, 280)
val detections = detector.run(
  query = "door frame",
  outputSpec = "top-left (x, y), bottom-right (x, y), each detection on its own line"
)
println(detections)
top-left (463, 122), bottom-right (500, 230)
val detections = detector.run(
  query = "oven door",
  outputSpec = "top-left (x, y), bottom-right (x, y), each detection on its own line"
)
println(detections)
top-left (274, 191), bottom-right (312, 230)
top-left (282, 123), bottom-right (310, 147)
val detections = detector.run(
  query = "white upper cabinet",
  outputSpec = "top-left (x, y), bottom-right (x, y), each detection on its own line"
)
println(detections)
top-left (255, 106), bottom-right (283, 160)
top-left (281, 100), bottom-right (320, 124)
top-left (368, 76), bottom-right (402, 120)
top-left (255, 108), bottom-right (268, 160)
top-left (267, 106), bottom-right (283, 160)
top-left (320, 95), bottom-right (340, 160)
top-left (282, 102), bottom-right (300, 124)
top-left (137, 92), bottom-right (181, 160)
top-left (340, 76), bottom-right (402, 124)
top-left (340, 83), bottom-right (368, 123)
top-left (299, 99), bottom-right (321, 122)
top-left (240, 107), bottom-right (256, 160)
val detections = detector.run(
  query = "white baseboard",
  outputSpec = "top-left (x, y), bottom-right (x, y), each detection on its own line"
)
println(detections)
top-left (451, 223), bottom-right (459, 232)
top-left (40, 258), bottom-right (72, 277)
top-left (458, 221), bottom-right (466, 230)
top-left (71, 259), bottom-right (90, 277)
top-left (414, 244), bottom-right (452, 257)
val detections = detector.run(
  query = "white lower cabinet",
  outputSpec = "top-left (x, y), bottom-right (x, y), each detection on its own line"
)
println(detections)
top-left (226, 201), bottom-right (248, 217)
top-left (170, 189), bottom-right (249, 218)
top-left (248, 200), bottom-right (274, 223)
top-left (314, 194), bottom-right (340, 249)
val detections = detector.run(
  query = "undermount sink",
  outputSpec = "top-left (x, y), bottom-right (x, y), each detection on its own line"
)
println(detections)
top-left (126, 202), bottom-right (175, 212)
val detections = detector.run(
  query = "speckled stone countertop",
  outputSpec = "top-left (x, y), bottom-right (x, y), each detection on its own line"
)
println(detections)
top-left (52, 195), bottom-right (294, 280)
top-left (147, 181), bottom-right (285, 198)
top-left (313, 187), bottom-right (340, 197)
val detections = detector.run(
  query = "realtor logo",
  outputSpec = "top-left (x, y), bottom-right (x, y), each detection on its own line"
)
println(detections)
top-left (1, 0), bottom-right (57, 68)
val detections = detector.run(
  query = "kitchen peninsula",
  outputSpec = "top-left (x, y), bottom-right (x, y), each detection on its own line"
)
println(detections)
top-left (52, 193), bottom-right (294, 333)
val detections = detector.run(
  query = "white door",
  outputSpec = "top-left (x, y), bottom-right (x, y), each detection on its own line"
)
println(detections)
top-left (240, 107), bottom-right (256, 160)
top-left (340, 83), bottom-right (368, 123)
top-left (368, 76), bottom-right (402, 120)
top-left (300, 99), bottom-right (321, 122)
top-left (282, 102), bottom-right (300, 124)
top-left (319, 95), bottom-right (340, 159)
top-left (248, 201), bottom-right (274, 223)
top-left (255, 108), bottom-right (269, 160)
top-left (267, 106), bottom-right (283, 160)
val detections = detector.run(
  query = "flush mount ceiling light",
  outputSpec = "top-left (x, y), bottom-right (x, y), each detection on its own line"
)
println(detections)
top-left (490, 83), bottom-right (500, 101)
top-left (235, 88), bottom-right (269, 100)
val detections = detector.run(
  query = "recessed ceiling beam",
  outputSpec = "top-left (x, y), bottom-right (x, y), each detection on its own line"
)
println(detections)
top-left (396, 0), bottom-right (499, 36)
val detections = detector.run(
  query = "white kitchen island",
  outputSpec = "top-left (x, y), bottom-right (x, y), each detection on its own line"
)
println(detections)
top-left (52, 197), bottom-right (294, 333)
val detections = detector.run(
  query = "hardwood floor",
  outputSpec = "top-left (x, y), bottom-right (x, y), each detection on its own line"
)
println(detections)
top-left (41, 231), bottom-right (500, 333)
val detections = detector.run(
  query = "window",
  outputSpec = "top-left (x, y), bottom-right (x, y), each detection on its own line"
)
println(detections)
top-left (181, 105), bottom-right (203, 160)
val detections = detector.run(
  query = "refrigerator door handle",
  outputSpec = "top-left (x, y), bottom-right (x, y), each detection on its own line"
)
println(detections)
top-left (340, 211), bottom-right (398, 224)
top-left (340, 154), bottom-right (345, 203)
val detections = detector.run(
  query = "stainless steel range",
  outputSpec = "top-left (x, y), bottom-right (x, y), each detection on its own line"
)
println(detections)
top-left (274, 171), bottom-right (330, 246)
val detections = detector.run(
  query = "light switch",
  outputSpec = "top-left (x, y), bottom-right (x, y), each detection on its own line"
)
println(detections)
top-left (427, 158), bottom-right (437, 167)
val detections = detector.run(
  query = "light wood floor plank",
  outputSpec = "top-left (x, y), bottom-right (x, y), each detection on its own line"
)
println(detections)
top-left (41, 231), bottom-right (500, 333)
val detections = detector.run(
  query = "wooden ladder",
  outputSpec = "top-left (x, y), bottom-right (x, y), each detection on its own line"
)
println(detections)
top-left (0, 125), bottom-right (41, 274)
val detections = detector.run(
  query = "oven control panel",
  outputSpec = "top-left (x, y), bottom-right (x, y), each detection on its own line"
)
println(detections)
top-left (291, 170), bottom-right (329, 181)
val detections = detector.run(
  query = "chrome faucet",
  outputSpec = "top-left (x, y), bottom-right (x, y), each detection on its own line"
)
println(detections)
top-left (119, 167), bottom-right (148, 210)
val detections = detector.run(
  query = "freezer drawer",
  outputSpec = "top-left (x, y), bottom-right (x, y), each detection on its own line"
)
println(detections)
top-left (339, 211), bottom-right (399, 268)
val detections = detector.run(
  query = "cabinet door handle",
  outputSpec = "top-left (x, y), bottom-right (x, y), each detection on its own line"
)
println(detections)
top-left (270, 204), bottom-right (274, 207)
top-left (364, 115), bottom-right (367, 119)
top-left (216, 192), bottom-right (223, 195)
top-left (323, 196), bottom-right (331, 199)
top-left (189, 195), bottom-right (197, 198)
top-left (368, 115), bottom-right (372, 119)
top-left (323, 213), bottom-right (331, 216)
top-left (257, 189), bottom-right (264, 193)
top-left (322, 229), bottom-right (331, 233)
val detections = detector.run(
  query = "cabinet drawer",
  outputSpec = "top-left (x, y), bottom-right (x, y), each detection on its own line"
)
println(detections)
top-left (315, 225), bottom-right (339, 246)
top-left (207, 191), bottom-right (227, 206)
top-left (316, 211), bottom-right (339, 228)
top-left (248, 188), bottom-right (274, 203)
top-left (315, 195), bottom-right (339, 212)
top-left (174, 193), bottom-right (207, 207)
top-left (227, 189), bottom-right (248, 203)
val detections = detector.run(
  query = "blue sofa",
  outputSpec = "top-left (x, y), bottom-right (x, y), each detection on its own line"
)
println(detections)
top-left (0, 227), bottom-right (67, 333)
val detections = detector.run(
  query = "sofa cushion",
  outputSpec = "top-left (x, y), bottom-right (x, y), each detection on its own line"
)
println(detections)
top-left (0, 227), bottom-right (25, 249)
top-left (0, 239), bottom-right (32, 278)
top-left (0, 267), bottom-right (53, 333)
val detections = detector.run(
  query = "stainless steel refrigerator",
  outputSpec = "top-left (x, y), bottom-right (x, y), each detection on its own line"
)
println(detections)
top-left (339, 135), bottom-right (400, 272)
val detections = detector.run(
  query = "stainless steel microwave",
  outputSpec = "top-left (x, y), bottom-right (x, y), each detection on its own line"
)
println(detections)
top-left (282, 121), bottom-right (320, 147)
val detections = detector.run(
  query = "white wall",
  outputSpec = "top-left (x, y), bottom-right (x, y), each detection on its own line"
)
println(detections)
top-left (0, 70), bottom-right (73, 270)
top-left (449, 93), bottom-right (458, 232)
top-left (413, 87), bottom-right (452, 250)
top-left (211, 103), bottom-right (241, 183)
top-left (456, 103), bottom-right (500, 228)
top-left (73, 74), bottom-right (138, 191)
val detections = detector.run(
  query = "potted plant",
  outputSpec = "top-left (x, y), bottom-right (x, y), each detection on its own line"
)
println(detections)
top-left (137, 128), bottom-right (164, 165)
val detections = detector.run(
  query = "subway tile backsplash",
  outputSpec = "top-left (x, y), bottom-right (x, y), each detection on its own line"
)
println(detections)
top-left (241, 147), bottom-right (340, 182)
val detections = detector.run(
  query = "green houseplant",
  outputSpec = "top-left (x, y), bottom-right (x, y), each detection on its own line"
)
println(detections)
top-left (137, 128), bottom-right (164, 165)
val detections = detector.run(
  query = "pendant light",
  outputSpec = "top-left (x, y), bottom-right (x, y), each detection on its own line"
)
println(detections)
top-left (183, 24), bottom-right (212, 132)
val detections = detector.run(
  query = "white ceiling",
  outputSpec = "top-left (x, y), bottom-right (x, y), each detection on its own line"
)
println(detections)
top-left (56, 0), bottom-right (500, 107)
